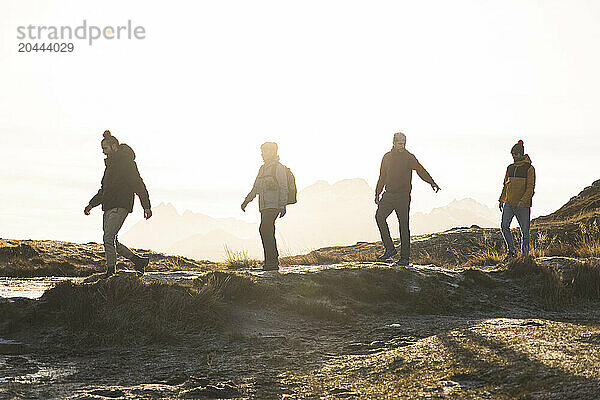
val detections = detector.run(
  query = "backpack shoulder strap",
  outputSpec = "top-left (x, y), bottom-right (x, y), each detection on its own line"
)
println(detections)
top-left (270, 162), bottom-right (281, 184)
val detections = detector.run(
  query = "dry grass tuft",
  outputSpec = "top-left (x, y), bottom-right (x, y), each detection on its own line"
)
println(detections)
top-left (197, 271), bottom-right (275, 303)
top-left (462, 249), bottom-right (505, 267)
top-left (506, 256), bottom-right (600, 308)
top-left (280, 249), bottom-right (379, 266)
top-left (223, 246), bottom-right (260, 270)
top-left (33, 276), bottom-right (226, 345)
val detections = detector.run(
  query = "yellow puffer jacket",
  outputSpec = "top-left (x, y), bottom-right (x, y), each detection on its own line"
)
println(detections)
top-left (499, 155), bottom-right (536, 207)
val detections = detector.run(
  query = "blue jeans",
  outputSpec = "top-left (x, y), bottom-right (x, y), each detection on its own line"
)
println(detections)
top-left (501, 204), bottom-right (531, 255)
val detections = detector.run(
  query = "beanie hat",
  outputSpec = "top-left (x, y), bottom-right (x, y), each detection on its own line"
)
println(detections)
top-left (511, 140), bottom-right (524, 155)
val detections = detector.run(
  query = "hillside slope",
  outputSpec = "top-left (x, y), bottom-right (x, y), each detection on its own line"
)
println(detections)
top-left (534, 179), bottom-right (600, 225)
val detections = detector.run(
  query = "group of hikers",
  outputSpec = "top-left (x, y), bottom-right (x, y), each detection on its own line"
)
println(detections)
top-left (84, 130), bottom-right (535, 276)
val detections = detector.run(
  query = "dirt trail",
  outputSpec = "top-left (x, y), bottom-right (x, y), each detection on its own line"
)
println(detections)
top-left (1, 258), bottom-right (600, 399)
top-left (2, 234), bottom-right (600, 398)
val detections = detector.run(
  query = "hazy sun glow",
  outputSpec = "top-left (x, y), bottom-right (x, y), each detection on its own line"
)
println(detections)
top-left (1, 1), bottom-right (599, 245)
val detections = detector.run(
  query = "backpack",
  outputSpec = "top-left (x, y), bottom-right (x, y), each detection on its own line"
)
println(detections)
top-left (271, 163), bottom-right (297, 205)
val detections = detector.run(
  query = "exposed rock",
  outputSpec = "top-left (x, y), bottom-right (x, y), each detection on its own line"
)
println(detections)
top-left (163, 373), bottom-right (190, 386)
top-left (537, 257), bottom-right (587, 284)
top-left (128, 385), bottom-right (177, 397)
top-left (181, 382), bottom-right (240, 398)
top-left (329, 387), bottom-right (359, 397)
top-left (521, 320), bottom-right (544, 327)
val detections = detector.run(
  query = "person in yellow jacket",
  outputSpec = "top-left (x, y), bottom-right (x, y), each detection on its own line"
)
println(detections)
top-left (499, 140), bottom-right (536, 259)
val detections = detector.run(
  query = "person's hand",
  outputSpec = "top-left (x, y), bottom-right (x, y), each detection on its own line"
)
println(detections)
top-left (375, 195), bottom-right (380, 205)
top-left (84, 205), bottom-right (92, 215)
top-left (279, 207), bottom-right (286, 218)
top-left (498, 201), bottom-right (504, 212)
top-left (241, 202), bottom-right (248, 212)
top-left (517, 201), bottom-right (526, 208)
top-left (144, 209), bottom-right (152, 220)
top-left (431, 183), bottom-right (441, 193)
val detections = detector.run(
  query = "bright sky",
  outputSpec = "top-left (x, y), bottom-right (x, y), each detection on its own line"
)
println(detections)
top-left (1, 1), bottom-right (599, 243)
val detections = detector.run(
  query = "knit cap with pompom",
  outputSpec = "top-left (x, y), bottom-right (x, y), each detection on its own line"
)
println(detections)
top-left (511, 140), bottom-right (524, 155)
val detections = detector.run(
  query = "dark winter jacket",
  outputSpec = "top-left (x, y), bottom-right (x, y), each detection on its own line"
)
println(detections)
top-left (375, 148), bottom-right (435, 196)
top-left (88, 144), bottom-right (151, 213)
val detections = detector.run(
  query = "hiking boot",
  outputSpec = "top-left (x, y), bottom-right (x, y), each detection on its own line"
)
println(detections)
top-left (133, 255), bottom-right (149, 275)
top-left (377, 248), bottom-right (397, 261)
top-left (394, 258), bottom-right (410, 267)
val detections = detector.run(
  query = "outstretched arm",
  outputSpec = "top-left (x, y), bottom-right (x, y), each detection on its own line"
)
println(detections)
top-left (411, 155), bottom-right (440, 192)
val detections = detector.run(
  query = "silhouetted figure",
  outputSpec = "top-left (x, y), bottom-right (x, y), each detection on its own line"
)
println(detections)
top-left (241, 142), bottom-right (288, 271)
top-left (84, 130), bottom-right (152, 277)
top-left (499, 140), bottom-right (535, 260)
top-left (375, 132), bottom-right (440, 266)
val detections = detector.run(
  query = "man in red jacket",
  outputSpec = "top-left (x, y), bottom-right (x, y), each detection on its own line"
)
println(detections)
top-left (375, 132), bottom-right (440, 266)
top-left (84, 130), bottom-right (152, 277)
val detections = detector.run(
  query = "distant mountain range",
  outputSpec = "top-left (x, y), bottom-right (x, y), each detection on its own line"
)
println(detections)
top-left (122, 203), bottom-right (260, 260)
top-left (411, 197), bottom-right (497, 234)
top-left (122, 178), bottom-right (497, 261)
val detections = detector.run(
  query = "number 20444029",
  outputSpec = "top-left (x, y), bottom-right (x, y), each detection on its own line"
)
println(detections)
top-left (18, 43), bottom-right (74, 52)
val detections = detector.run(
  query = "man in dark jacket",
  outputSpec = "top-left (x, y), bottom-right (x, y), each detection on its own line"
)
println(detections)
top-left (84, 130), bottom-right (152, 277)
top-left (375, 132), bottom-right (440, 266)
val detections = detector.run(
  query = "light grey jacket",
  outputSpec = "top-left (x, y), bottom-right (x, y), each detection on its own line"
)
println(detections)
top-left (244, 158), bottom-right (288, 211)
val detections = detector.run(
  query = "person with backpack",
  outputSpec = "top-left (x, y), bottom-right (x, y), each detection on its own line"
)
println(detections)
top-left (499, 139), bottom-right (536, 260)
top-left (84, 130), bottom-right (152, 277)
top-left (375, 132), bottom-right (440, 266)
top-left (241, 142), bottom-right (295, 271)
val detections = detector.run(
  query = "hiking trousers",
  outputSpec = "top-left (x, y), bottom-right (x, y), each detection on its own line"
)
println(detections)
top-left (501, 204), bottom-right (531, 255)
top-left (259, 209), bottom-right (280, 267)
top-left (376, 191), bottom-right (411, 259)
top-left (103, 207), bottom-right (136, 272)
